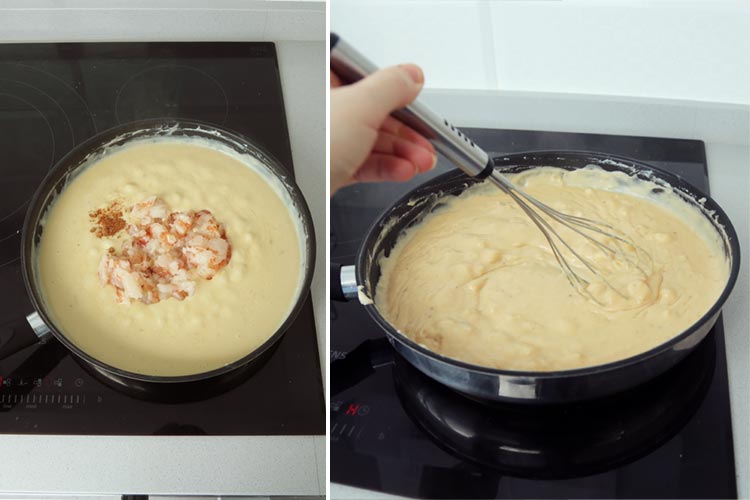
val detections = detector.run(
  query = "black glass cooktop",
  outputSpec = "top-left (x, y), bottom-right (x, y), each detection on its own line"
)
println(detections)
top-left (0, 43), bottom-right (324, 435)
top-left (330, 130), bottom-right (736, 498)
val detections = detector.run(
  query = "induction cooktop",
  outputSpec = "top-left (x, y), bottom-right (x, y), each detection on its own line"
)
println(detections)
top-left (0, 42), bottom-right (324, 435)
top-left (330, 129), bottom-right (736, 498)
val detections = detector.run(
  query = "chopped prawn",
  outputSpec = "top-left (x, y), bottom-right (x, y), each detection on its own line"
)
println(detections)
top-left (131, 196), bottom-right (169, 224)
top-left (98, 196), bottom-right (232, 305)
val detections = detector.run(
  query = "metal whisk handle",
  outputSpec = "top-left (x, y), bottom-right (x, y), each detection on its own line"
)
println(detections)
top-left (331, 33), bottom-right (494, 179)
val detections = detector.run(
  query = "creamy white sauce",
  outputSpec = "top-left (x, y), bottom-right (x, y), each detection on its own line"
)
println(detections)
top-left (37, 140), bottom-right (303, 376)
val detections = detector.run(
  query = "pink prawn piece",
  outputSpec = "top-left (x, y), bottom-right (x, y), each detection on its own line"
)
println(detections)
top-left (98, 197), bottom-right (232, 305)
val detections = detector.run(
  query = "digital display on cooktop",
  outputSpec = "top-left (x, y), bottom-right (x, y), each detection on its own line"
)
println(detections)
top-left (330, 129), bottom-right (736, 499)
top-left (0, 42), bottom-right (324, 436)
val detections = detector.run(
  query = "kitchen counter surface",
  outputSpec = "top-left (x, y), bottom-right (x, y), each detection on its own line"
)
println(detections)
top-left (0, 40), bottom-right (326, 497)
top-left (331, 90), bottom-right (749, 500)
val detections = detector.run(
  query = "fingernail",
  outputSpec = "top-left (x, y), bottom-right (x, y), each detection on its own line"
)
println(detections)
top-left (399, 64), bottom-right (424, 85)
top-left (430, 154), bottom-right (438, 170)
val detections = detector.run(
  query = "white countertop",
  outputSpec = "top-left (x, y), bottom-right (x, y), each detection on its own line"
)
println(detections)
top-left (332, 90), bottom-right (750, 499)
top-left (0, 9), bottom-right (327, 496)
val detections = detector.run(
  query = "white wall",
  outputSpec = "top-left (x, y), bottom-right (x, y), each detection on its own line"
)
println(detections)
top-left (331, 0), bottom-right (750, 104)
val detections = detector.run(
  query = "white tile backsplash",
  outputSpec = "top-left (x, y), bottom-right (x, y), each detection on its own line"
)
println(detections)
top-left (331, 0), bottom-right (750, 104)
top-left (331, 1), bottom-right (495, 90)
top-left (490, 2), bottom-right (750, 104)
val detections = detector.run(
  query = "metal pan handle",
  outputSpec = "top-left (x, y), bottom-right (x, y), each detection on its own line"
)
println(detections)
top-left (0, 312), bottom-right (50, 360)
top-left (330, 33), bottom-right (494, 179)
top-left (331, 263), bottom-right (358, 301)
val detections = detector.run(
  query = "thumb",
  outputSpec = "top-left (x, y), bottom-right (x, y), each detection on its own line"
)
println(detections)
top-left (345, 64), bottom-right (424, 128)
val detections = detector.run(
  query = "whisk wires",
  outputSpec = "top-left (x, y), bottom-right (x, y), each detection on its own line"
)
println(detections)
top-left (487, 172), bottom-right (653, 305)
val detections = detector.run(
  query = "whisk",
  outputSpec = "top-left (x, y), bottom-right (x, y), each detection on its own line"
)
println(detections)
top-left (486, 172), bottom-right (653, 302)
top-left (331, 34), bottom-right (652, 301)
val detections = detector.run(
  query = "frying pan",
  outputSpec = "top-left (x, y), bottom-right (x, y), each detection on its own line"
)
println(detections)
top-left (0, 119), bottom-right (315, 385)
top-left (332, 150), bottom-right (740, 403)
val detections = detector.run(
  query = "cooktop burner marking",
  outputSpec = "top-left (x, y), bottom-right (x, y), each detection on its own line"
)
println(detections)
top-left (0, 87), bottom-right (58, 268)
top-left (0, 92), bottom-right (55, 224)
top-left (115, 64), bottom-right (229, 125)
top-left (0, 64), bottom-right (97, 269)
top-left (13, 63), bottom-right (98, 136)
top-left (0, 77), bottom-right (75, 146)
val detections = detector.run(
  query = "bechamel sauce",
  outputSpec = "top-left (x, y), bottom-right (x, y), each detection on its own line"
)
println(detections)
top-left (38, 141), bottom-right (302, 376)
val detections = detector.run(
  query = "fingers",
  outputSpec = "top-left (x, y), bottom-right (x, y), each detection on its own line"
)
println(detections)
top-left (346, 64), bottom-right (424, 128)
top-left (330, 70), bottom-right (342, 88)
top-left (381, 116), bottom-right (435, 154)
top-left (372, 131), bottom-right (436, 174)
top-left (354, 154), bottom-right (419, 183)
top-left (329, 63), bottom-right (433, 194)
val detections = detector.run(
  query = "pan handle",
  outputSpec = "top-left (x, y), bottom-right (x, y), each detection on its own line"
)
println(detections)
top-left (0, 312), bottom-right (51, 360)
top-left (331, 263), bottom-right (359, 302)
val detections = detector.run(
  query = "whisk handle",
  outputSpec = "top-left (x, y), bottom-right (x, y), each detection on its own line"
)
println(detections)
top-left (331, 33), bottom-right (493, 178)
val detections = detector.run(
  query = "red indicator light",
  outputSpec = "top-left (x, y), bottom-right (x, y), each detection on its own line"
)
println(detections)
top-left (345, 403), bottom-right (360, 416)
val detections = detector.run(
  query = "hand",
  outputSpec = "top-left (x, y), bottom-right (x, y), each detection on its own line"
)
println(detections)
top-left (330, 64), bottom-right (437, 195)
